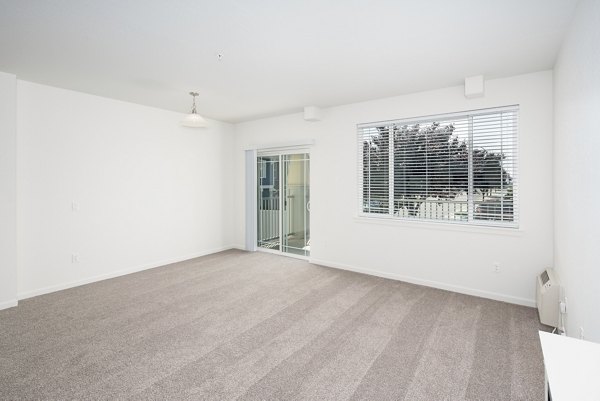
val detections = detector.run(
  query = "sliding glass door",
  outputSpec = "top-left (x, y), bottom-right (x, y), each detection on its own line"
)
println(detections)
top-left (257, 152), bottom-right (310, 257)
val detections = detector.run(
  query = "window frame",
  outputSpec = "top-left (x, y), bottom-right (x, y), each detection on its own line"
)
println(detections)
top-left (357, 105), bottom-right (519, 229)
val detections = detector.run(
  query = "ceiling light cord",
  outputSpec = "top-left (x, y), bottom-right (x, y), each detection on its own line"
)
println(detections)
top-left (189, 92), bottom-right (199, 114)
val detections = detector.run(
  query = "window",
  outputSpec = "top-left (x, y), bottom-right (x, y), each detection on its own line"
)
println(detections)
top-left (359, 106), bottom-right (518, 227)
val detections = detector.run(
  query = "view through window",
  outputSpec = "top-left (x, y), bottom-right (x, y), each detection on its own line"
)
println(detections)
top-left (359, 106), bottom-right (518, 227)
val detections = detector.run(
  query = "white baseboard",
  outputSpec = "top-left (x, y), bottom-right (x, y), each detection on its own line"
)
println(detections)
top-left (18, 245), bottom-right (236, 301)
top-left (13, 247), bottom-right (534, 308)
top-left (0, 299), bottom-right (18, 311)
top-left (310, 258), bottom-right (536, 307)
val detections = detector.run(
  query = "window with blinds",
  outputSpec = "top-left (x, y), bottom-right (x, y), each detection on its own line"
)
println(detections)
top-left (359, 105), bottom-right (518, 227)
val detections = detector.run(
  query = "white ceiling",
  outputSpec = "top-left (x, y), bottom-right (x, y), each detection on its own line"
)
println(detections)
top-left (0, 0), bottom-right (579, 122)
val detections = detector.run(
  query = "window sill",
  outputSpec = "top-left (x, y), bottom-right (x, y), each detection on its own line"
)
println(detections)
top-left (353, 215), bottom-right (524, 237)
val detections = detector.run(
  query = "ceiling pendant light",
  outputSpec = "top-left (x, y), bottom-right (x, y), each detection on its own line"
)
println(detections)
top-left (181, 92), bottom-right (207, 128)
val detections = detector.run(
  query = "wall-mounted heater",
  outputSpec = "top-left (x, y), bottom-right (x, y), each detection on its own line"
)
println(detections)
top-left (536, 268), bottom-right (560, 328)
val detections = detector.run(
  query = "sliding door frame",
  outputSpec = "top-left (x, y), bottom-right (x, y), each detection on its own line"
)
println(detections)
top-left (254, 147), bottom-right (311, 260)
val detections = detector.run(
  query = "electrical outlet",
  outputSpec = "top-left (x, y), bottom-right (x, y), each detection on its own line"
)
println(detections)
top-left (71, 253), bottom-right (79, 263)
top-left (493, 262), bottom-right (501, 273)
top-left (71, 201), bottom-right (80, 212)
top-left (580, 326), bottom-right (585, 340)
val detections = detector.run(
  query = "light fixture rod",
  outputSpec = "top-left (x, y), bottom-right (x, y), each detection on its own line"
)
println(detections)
top-left (189, 92), bottom-right (199, 114)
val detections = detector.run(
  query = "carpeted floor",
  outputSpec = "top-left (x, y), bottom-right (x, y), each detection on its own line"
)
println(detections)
top-left (0, 250), bottom-right (548, 400)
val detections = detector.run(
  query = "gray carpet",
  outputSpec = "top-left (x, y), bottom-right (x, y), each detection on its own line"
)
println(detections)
top-left (0, 250), bottom-right (548, 400)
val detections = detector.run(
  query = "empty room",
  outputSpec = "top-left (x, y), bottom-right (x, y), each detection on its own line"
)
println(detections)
top-left (1, 0), bottom-right (599, 400)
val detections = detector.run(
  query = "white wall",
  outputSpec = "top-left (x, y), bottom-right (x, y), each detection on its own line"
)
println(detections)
top-left (553, 0), bottom-right (600, 342)
top-left (0, 72), bottom-right (18, 309)
top-left (233, 71), bottom-right (554, 306)
top-left (17, 81), bottom-right (234, 298)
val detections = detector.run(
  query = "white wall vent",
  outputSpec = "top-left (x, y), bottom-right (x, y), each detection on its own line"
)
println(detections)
top-left (303, 106), bottom-right (322, 122)
top-left (536, 268), bottom-right (560, 328)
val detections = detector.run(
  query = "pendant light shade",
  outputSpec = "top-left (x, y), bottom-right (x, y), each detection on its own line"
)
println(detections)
top-left (181, 112), bottom-right (207, 128)
top-left (181, 92), bottom-right (207, 128)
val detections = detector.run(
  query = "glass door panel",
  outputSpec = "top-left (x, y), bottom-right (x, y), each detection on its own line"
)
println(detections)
top-left (282, 153), bottom-right (310, 257)
top-left (257, 155), bottom-right (280, 251)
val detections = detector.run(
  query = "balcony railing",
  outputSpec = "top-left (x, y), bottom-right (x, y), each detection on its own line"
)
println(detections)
top-left (258, 196), bottom-right (280, 242)
top-left (393, 199), bottom-right (469, 221)
top-left (364, 196), bottom-right (514, 222)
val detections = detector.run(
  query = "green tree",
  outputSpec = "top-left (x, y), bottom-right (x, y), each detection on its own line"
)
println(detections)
top-left (362, 127), bottom-right (390, 214)
top-left (363, 121), bottom-right (512, 219)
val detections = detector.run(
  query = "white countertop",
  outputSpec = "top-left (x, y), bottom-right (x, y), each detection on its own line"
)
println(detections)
top-left (539, 331), bottom-right (600, 401)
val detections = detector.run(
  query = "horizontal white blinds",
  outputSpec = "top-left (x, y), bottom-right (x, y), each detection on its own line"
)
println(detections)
top-left (358, 106), bottom-right (518, 227)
